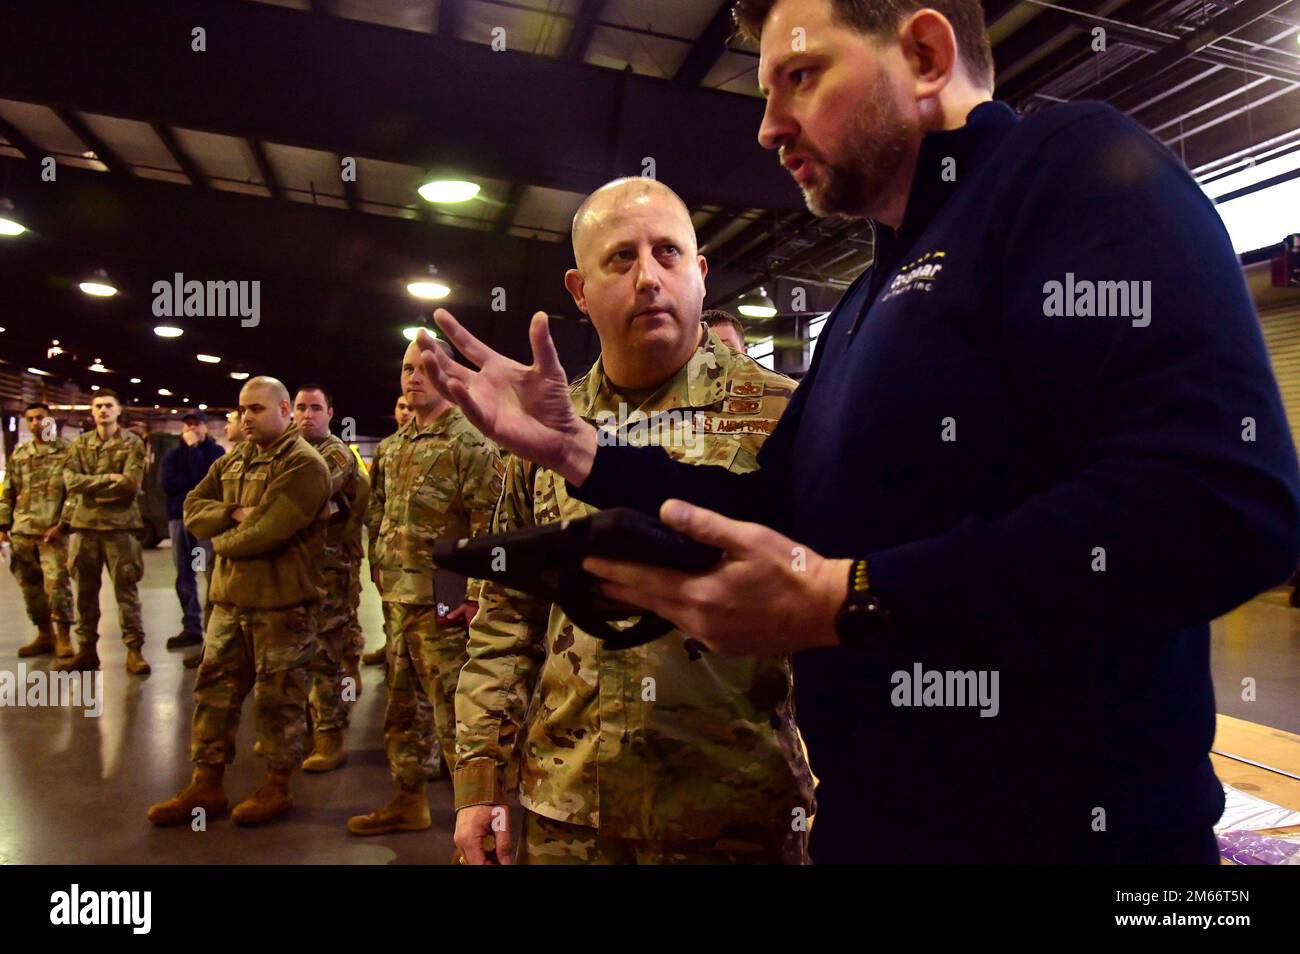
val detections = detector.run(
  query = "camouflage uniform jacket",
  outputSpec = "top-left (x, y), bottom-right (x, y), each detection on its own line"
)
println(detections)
top-left (307, 432), bottom-right (361, 576)
top-left (61, 427), bottom-right (146, 531)
top-left (367, 407), bottom-right (503, 605)
top-left (365, 431), bottom-right (401, 571)
top-left (454, 325), bottom-right (816, 840)
top-left (183, 423), bottom-right (331, 609)
top-left (0, 437), bottom-right (70, 534)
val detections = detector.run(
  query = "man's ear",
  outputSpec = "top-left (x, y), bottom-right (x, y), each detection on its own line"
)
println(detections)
top-left (564, 268), bottom-right (589, 315)
top-left (897, 9), bottom-right (957, 98)
top-left (697, 254), bottom-right (709, 282)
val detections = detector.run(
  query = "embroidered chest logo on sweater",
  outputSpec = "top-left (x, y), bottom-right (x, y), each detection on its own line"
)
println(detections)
top-left (879, 250), bottom-right (946, 303)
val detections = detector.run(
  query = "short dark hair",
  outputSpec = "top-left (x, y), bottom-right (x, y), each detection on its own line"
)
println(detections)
top-left (92, 389), bottom-right (120, 404)
top-left (24, 401), bottom-right (51, 414)
top-left (294, 383), bottom-right (333, 408)
top-left (732, 0), bottom-right (994, 90)
top-left (703, 309), bottom-right (747, 343)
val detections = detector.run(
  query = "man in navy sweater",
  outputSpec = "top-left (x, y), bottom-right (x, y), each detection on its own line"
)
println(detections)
top-left (418, 0), bottom-right (1300, 863)
top-left (160, 411), bottom-right (225, 649)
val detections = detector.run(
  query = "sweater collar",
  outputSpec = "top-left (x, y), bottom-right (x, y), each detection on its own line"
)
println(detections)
top-left (888, 100), bottom-right (1019, 250)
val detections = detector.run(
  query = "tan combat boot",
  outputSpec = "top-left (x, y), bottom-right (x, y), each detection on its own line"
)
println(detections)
top-left (346, 784), bottom-right (431, 835)
top-left (146, 764), bottom-right (228, 826)
top-left (231, 768), bottom-right (294, 825)
top-left (53, 623), bottom-right (75, 658)
top-left (361, 647), bottom-right (386, 666)
top-left (125, 647), bottom-right (152, 675)
top-left (53, 644), bottom-right (100, 672)
top-left (17, 622), bottom-right (56, 658)
top-left (302, 728), bottom-right (347, 773)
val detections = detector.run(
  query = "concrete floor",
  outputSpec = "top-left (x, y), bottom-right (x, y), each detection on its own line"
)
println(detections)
top-left (1, 547), bottom-right (1297, 864)
top-left (0, 545), bottom-right (464, 864)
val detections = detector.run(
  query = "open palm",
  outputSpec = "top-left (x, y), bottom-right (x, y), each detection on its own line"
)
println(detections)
top-left (420, 310), bottom-right (592, 478)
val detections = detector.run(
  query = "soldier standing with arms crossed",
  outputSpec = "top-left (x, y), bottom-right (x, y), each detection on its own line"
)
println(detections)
top-left (1, 403), bottom-right (75, 659)
top-left (347, 343), bottom-right (502, 836)
top-left (147, 376), bottom-right (330, 826)
top-left (57, 390), bottom-right (151, 675)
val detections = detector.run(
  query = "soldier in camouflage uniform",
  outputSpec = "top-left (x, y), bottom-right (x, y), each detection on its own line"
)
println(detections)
top-left (347, 343), bottom-right (503, 836)
top-left (449, 178), bottom-right (814, 864)
top-left (361, 395), bottom-right (412, 668)
top-left (292, 384), bottom-right (363, 772)
top-left (341, 446), bottom-right (370, 683)
top-left (1, 402), bottom-right (75, 659)
top-left (147, 377), bottom-right (330, 827)
top-left (56, 390), bottom-right (151, 675)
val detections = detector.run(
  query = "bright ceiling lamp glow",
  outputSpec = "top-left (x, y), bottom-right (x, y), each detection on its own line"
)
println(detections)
top-left (407, 280), bottom-right (451, 300)
top-left (229, 371), bottom-right (250, 381)
top-left (0, 198), bottom-right (25, 236)
top-left (90, 385), bottom-right (100, 391)
top-left (737, 287), bottom-right (777, 319)
top-left (198, 403), bottom-right (208, 410)
top-left (403, 326), bottom-right (423, 341)
top-left (154, 325), bottom-right (184, 338)
top-left (1200, 147), bottom-right (1300, 201)
top-left (27, 367), bottom-right (52, 376)
top-left (130, 377), bottom-right (142, 384)
top-left (79, 268), bottom-right (118, 297)
top-left (89, 359), bottom-right (108, 373)
top-left (197, 354), bottom-right (221, 364)
top-left (1212, 177), bottom-right (1300, 254)
top-left (417, 179), bottom-right (480, 203)
top-left (158, 388), bottom-right (173, 396)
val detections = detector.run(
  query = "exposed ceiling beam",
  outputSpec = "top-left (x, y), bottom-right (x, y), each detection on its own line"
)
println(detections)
top-left (674, 1), bottom-right (735, 86)
top-left (561, 0), bottom-right (604, 61)
top-left (438, 0), bottom-right (464, 38)
top-left (0, 113), bottom-right (42, 159)
top-left (494, 181), bottom-right (525, 234)
top-left (0, 0), bottom-right (804, 212)
top-left (1084, 0), bottom-right (1296, 104)
top-left (52, 107), bottom-right (124, 174)
top-left (248, 139), bottom-right (283, 200)
top-left (152, 123), bottom-right (207, 187)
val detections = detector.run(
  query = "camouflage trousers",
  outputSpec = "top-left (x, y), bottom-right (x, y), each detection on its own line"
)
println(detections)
top-left (384, 602), bottom-right (467, 787)
top-left (343, 567), bottom-right (364, 665)
top-left (191, 602), bottom-right (317, 772)
top-left (8, 532), bottom-right (73, 628)
top-left (69, 529), bottom-right (144, 648)
top-left (308, 567), bottom-right (356, 733)
top-left (519, 811), bottom-right (806, 865)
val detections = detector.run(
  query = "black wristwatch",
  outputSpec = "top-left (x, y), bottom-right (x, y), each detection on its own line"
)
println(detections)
top-left (834, 559), bottom-right (894, 649)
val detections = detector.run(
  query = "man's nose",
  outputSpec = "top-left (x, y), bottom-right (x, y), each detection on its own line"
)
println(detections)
top-left (757, 97), bottom-right (794, 152)
top-left (634, 253), bottom-right (662, 292)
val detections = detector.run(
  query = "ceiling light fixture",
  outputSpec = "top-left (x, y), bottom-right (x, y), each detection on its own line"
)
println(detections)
top-left (196, 354), bottom-right (221, 364)
top-left (229, 371), bottom-right (250, 381)
top-left (0, 198), bottom-right (26, 237)
top-left (79, 268), bottom-right (118, 297)
top-left (154, 325), bottom-right (184, 338)
top-left (27, 367), bottom-right (52, 376)
top-left (417, 179), bottom-right (480, 203)
top-left (158, 388), bottom-right (173, 396)
top-left (407, 264), bottom-right (451, 300)
top-left (130, 377), bottom-right (142, 384)
top-left (737, 286), bottom-right (778, 319)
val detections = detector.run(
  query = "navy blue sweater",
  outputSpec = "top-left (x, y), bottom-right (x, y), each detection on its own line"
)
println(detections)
top-left (160, 437), bottom-right (225, 520)
top-left (571, 101), bottom-right (1300, 863)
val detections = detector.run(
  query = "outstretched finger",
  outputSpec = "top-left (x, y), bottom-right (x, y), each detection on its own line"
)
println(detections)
top-left (432, 310), bottom-right (495, 368)
top-left (528, 312), bottom-right (564, 378)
